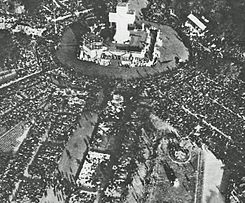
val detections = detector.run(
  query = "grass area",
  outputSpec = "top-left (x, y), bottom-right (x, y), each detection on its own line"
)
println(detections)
top-left (201, 148), bottom-right (225, 203)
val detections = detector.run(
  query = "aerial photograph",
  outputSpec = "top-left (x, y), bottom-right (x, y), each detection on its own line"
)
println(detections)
top-left (0, 0), bottom-right (244, 202)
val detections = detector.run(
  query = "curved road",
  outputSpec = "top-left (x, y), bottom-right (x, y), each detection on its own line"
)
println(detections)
top-left (56, 22), bottom-right (189, 80)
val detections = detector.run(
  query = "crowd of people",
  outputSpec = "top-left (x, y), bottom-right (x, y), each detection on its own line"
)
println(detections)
top-left (114, 63), bottom-right (245, 201)
top-left (0, 70), bottom-right (103, 202)
top-left (70, 53), bottom-right (244, 201)
top-left (0, 0), bottom-right (245, 202)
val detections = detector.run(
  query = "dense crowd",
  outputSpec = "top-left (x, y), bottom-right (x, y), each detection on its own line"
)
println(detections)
top-left (0, 0), bottom-right (245, 202)
top-left (0, 71), bottom-right (102, 202)
top-left (118, 63), bottom-right (245, 201)
top-left (68, 55), bottom-right (244, 201)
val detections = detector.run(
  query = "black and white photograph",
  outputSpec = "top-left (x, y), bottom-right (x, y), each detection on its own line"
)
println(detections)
top-left (0, 0), bottom-right (245, 202)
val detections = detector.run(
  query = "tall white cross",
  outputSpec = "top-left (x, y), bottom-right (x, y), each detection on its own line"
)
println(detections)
top-left (109, 3), bottom-right (135, 44)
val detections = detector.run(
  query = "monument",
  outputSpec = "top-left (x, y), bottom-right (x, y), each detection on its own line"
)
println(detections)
top-left (109, 2), bottom-right (136, 44)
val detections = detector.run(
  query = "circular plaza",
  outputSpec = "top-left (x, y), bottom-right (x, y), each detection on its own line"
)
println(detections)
top-left (57, 22), bottom-right (188, 80)
top-left (56, 2), bottom-right (189, 80)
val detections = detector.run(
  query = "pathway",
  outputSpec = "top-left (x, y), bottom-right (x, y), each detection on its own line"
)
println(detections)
top-left (58, 112), bottom-right (98, 180)
top-left (56, 22), bottom-right (189, 80)
top-left (9, 180), bottom-right (21, 202)
top-left (201, 146), bottom-right (225, 203)
top-left (0, 71), bottom-right (42, 90)
top-left (181, 105), bottom-right (232, 140)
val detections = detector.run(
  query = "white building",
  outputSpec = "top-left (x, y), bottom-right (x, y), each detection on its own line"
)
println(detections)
top-left (109, 2), bottom-right (136, 44)
top-left (79, 3), bottom-right (162, 68)
top-left (79, 33), bottom-right (107, 62)
top-left (185, 13), bottom-right (209, 36)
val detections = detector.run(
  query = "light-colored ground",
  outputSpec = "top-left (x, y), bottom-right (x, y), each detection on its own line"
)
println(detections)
top-left (126, 114), bottom-right (198, 203)
top-left (58, 112), bottom-right (98, 180)
top-left (126, 164), bottom-right (146, 203)
top-left (150, 113), bottom-right (180, 135)
top-left (150, 114), bottom-right (226, 203)
top-left (129, 0), bottom-right (148, 18)
top-left (145, 137), bottom-right (197, 203)
top-left (158, 24), bottom-right (189, 62)
top-left (39, 187), bottom-right (64, 203)
top-left (202, 146), bottom-right (225, 203)
top-left (126, 128), bottom-right (149, 203)
top-left (13, 125), bottom-right (31, 152)
top-left (0, 122), bottom-right (25, 152)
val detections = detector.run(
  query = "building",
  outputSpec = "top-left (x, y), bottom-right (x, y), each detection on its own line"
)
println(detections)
top-left (79, 28), bottom-right (155, 67)
top-left (79, 33), bottom-right (106, 62)
top-left (78, 3), bottom-right (162, 68)
top-left (185, 13), bottom-right (209, 36)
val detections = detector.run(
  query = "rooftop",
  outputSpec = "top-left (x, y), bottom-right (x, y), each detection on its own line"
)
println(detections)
top-left (187, 14), bottom-right (206, 30)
